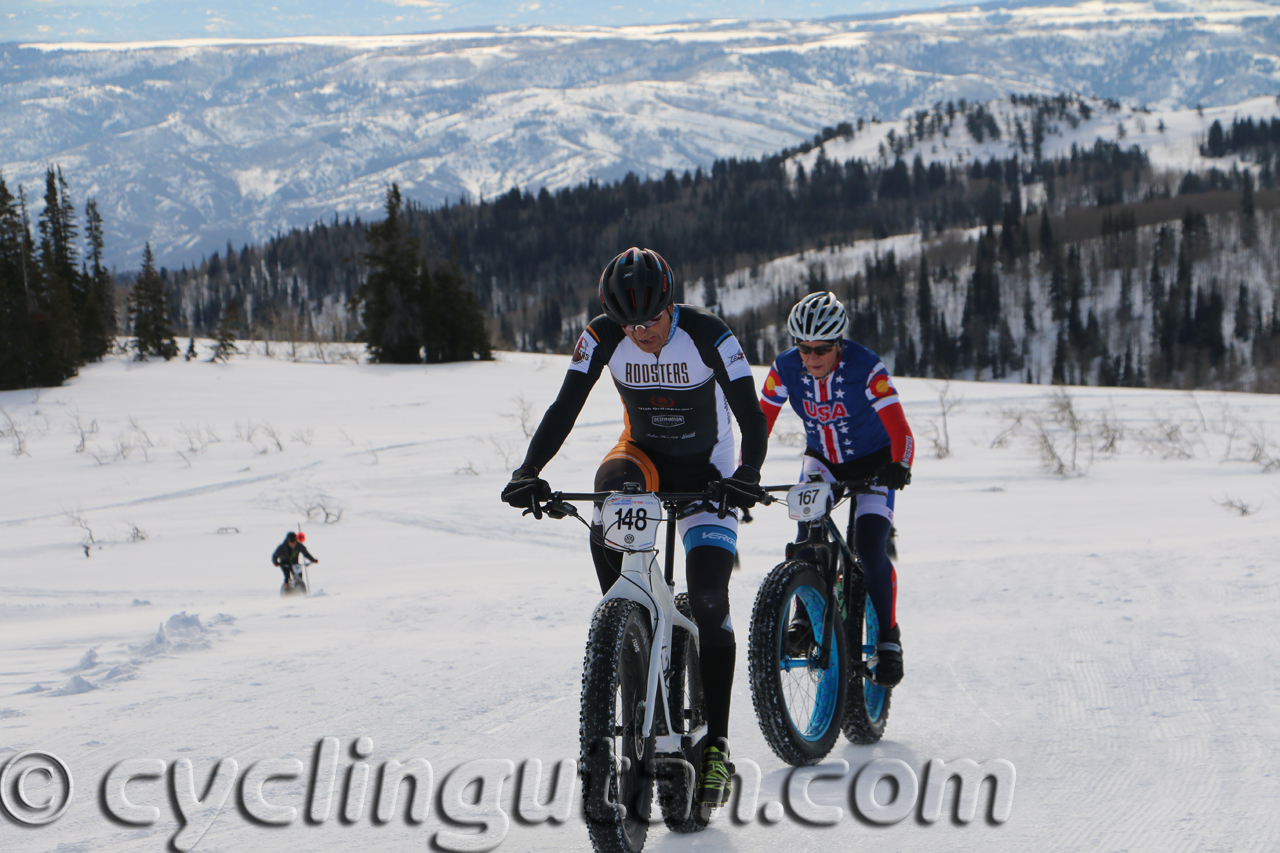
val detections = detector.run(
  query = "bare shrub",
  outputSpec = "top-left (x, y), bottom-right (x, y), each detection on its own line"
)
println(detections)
top-left (1213, 495), bottom-right (1261, 516)
top-left (65, 509), bottom-right (96, 555)
top-left (112, 431), bottom-right (135, 461)
top-left (1241, 423), bottom-right (1280, 472)
top-left (290, 427), bottom-right (315, 446)
top-left (488, 434), bottom-right (519, 469)
top-left (990, 408), bottom-right (1025, 449)
top-left (502, 394), bottom-right (538, 439)
top-left (177, 423), bottom-right (209, 454)
top-left (1137, 415), bottom-right (1196, 460)
top-left (923, 381), bottom-right (961, 459)
top-left (128, 417), bottom-right (156, 449)
top-left (70, 411), bottom-right (99, 453)
top-left (257, 421), bottom-right (284, 452)
top-left (1, 409), bottom-right (29, 457)
top-left (290, 495), bottom-right (344, 524)
top-left (1094, 410), bottom-right (1125, 454)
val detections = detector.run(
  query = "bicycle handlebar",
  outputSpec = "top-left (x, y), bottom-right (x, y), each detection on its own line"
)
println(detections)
top-left (522, 477), bottom-right (884, 521)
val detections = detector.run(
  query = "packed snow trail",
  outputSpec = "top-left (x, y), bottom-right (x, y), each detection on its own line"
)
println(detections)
top-left (1, 349), bottom-right (1278, 851)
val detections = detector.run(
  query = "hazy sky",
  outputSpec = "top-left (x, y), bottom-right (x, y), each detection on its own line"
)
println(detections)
top-left (4, 0), bottom-right (957, 43)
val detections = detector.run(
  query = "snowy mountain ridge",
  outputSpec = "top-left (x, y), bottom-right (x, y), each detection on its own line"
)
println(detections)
top-left (6, 0), bottom-right (1280, 267)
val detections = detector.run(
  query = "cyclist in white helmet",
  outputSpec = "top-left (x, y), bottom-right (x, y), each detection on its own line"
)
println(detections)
top-left (758, 291), bottom-right (914, 686)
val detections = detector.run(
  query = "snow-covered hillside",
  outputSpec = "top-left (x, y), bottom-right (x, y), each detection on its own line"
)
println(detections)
top-left (7, 0), bottom-right (1280, 267)
top-left (789, 96), bottom-right (1280, 178)
top-left (2, 346), bottom-right (1278, 851)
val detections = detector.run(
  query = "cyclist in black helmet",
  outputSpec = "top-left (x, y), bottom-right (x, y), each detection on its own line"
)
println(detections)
top-left (502, 246), bottom-right (768, 809)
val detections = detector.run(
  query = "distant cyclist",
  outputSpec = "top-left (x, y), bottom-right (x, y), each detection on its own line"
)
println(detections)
top-left (502, 247), bottom-right (767, 809)
top-left (759, 291), bottom-right (913, 686)
top-left (272, 531), bottom-right (317, 586)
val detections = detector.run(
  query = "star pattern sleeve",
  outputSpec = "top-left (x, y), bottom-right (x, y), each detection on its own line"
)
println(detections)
top-left (865, 364), bottom-right (914, 466)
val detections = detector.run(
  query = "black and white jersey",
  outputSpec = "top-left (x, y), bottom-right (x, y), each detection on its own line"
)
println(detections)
top-left (523, 305), bottom-right (767, 476)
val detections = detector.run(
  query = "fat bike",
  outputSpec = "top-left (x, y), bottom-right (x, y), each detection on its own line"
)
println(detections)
top-left (747, 478), bottom-right (891, 766)
top-left (280, 559), bottom-right (311, 596)
top-left (526, 483), bottom-right (730, 853)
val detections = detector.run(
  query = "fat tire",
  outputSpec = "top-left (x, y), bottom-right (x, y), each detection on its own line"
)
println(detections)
top-left (580, 599), bottom-right (654, 853)
top-left (748, 560), bottom-right (848, 766)
top-left (842, 575), bottom-right (891, 744)
top-left (658, 593), bottom-right (709, 834)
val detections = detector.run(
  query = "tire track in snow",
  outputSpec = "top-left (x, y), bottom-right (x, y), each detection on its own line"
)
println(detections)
top-left (0, 461), bottom-right (323, 526)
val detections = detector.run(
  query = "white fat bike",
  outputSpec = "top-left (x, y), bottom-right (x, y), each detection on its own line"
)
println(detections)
top-left (280, 559), bottom-right (311, 596)
top-left (525, 483), bottom-right (734, 853)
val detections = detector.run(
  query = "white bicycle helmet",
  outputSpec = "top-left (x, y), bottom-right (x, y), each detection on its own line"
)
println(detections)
top-left (787, 291), bottom-right (847, 341)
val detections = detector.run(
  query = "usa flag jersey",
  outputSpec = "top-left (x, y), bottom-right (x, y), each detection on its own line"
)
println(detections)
top-left (759, 341), bottom-right (914, 467)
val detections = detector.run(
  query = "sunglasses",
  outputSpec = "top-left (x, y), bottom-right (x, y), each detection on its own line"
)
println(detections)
top-left (797, 343), bottom-right (836, 356)
top-left (623, 315), bottom-right (664, 333)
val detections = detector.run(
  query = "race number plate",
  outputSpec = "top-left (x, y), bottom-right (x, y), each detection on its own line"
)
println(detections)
top-left (787, 482), bottom-right (831, 521)
top-left (602, 493), bottom-right (662, 552)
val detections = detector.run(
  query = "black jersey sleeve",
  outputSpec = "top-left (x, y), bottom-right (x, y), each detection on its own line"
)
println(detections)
top-left (519, 317), bottom-right (621, 473)
top-left (724, 375), bottom-right (768, 472)
top-left (680, 307), bottom-right (768, 472)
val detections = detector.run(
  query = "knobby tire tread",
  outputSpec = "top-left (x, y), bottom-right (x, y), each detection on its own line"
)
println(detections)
top-left (580, 599), bottom-right (653, 853)
top-left (748, 560), bottom-right (848, 767)
top-left (841, 574), bottom-right (891, 744)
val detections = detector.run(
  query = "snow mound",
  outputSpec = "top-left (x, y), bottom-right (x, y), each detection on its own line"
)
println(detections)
top-left (130, 611), bottom-right (214, 656)
top-left (98, 665), bottom-right (137, 683)
top-left (47, 675), bottom-right (98, 697)
top-left (61, 647), bottom-right (100, 674)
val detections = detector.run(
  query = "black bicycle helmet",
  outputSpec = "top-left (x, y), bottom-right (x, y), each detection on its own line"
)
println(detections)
top-left (598, 247), bottom-right (674, 326)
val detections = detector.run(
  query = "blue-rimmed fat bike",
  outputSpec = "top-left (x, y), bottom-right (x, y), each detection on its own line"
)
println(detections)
top-left (747, 478), bottom-right (891, 766)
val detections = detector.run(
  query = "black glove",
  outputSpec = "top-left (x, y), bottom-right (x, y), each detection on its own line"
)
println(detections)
top-left (502, 464), bottom-right (551, 509)
top-left (876, 461), bottom-right (912, 491)
top-left (715, 464), bottom-right (766, 511)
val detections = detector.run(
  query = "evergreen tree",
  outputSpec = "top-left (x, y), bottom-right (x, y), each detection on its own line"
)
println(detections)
top-left (359, 184), bottom-right (424, 363)
top-left (915, 256), bottom-right (933, 371)
top-left (0, 174), bottom-right (36, 390)
top-left (1235, 283), bottom-right (1252, 341)
top-left (1065, 246), bottom-right (1085, 347)
top-left (1241, 170), bottom-right (1257, 248)
top-left (1049, 247), bottom-right (1067, 321)
top-left (1148, 250), bottom-right (1164, 303)
top-left (209, 302), bottom-right (241, 362)
top-left (359, 184), bottom-right (491, 364)
top-left (80, 198), bottom-right (115, 361)
top-left (961, 226), bottom-right (1001, 372)
top-left (129, 243), bottom-right (179, 360)
top-left (424, 261), bottom-right (492, 362)
top-left (32, 168), bottom-right (81, 385)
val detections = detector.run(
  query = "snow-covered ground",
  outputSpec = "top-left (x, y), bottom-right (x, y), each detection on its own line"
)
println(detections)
top-left (2, 345), bottom-right (1278, 851)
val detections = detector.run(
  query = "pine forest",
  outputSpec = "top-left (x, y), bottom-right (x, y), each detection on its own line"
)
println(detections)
top-left (5, 94), bottom-right (1280, 392)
